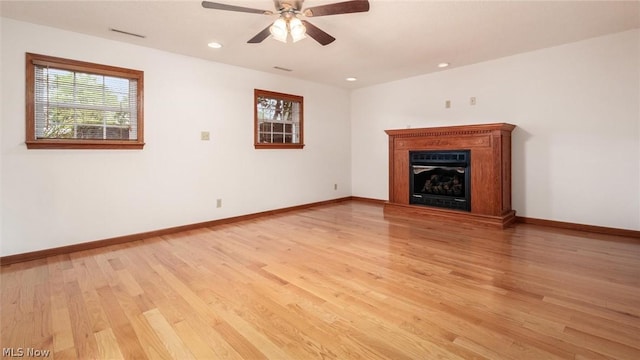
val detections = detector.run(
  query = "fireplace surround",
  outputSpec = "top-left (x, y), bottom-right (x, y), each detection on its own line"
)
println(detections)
top-left (385, 123), bottom-right (516, 228)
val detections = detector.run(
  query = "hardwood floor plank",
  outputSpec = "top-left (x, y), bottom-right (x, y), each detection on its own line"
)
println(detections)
top-left (2, 201), bottom-right (639, 359)
top-left (49, 290), bottom-right (75, 353)
top-left (127, 312), bottom-right (174, 360)
top-left (0, 282), bottom-right (20, 346)
top-left (81, 289), bottom-right (111, 333)
top-left (172, 319), bottom-right (222, 360)
top-left (95, 286), bottom-right (148, 359)
top-left (32, 282), bottom-right (53, 349)
top-left (143, 308), bottom-right (196, 359)
top-left (94, 328), bottom-right (125, 360)
top-left (562, 326), bottom-right (640, 360)
top-left (64, 281), bottom-right (100, 359)
top-left (210, 316), bottom-right (274, 360)
top-left (172, 308), bottom-right (246, 360)
top-left (53, 346), bottom-right (79, 360)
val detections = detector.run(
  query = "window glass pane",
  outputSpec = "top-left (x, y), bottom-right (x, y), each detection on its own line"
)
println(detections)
top-left (48, 68), bottom-right (73, 104)
top-left (77, 124), bottom-right (103, 139)
top-left (45, 107), bottom-right (74, 138)
top-left (75, 73), bottom-right (104, 106)
top-left (106, 126), bottom-right (130, 140)
top-left (76, 108), bottom-right (102, 125)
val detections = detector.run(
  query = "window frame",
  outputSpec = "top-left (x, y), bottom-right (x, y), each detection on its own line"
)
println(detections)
top-left (254, 89), bottom-right (304, 149)
top-left (25, 53), bottom-right (144, 149)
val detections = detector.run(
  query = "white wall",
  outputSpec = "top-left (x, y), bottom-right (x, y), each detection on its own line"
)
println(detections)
top-left (0, 18), bottom-right (351, 256)
top-left (2, 19), bottom-right (638, 257)
top-left (638, 30), bottom-right (640, 231)
top-left (0, 17), bottom-right (4, 252)
top-left (351, 29), bottom-right (640, 231)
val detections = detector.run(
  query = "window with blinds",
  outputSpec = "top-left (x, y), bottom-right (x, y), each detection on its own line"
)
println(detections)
top-left (25, 53), bottom-right (144, 149)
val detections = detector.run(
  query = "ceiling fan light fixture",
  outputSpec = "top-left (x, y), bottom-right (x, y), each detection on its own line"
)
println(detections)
top-left (289, 17), bottom-right (306, 42)
top-left (270, 17), bottom-right (288, 42)
top-left (201, 1), bottom-right (371, 46)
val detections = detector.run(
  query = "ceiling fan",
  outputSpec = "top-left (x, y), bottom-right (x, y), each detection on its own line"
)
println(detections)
top-left (201, 0), bottom-right (370, 46)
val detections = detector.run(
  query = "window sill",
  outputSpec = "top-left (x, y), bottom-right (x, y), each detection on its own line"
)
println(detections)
top-left (26, 140), bottom-right (145, 150)
top-left (254, 143), bottom-right (305, 150)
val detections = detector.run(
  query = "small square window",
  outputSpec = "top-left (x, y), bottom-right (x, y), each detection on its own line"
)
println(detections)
top-left (254, 89), bottom-right (304, 149)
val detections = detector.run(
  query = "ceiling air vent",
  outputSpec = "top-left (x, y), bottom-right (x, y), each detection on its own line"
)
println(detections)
top-left (109, 28), bottom-right (146, 39)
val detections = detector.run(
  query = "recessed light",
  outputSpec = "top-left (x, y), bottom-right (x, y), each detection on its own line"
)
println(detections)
top-left (438, 62), bottom-right (450, 68)
top-left (345, 77), bottom-right (357, 82)
top-left (207, 42), bottom-right (223, 49)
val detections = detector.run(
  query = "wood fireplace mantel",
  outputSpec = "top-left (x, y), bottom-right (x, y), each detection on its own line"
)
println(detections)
top-left (385, 123), bottom-right (516, 228)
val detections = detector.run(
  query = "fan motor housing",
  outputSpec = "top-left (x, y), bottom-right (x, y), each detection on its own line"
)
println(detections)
top-left (276, 1), bottom-right (304, 12)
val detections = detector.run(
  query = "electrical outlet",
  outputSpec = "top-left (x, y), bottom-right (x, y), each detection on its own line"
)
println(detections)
top-left (334, 183), bottom-right (338, 190)
top-left (445, 100), bottom-right (451, 109)
top-left (201, 131), bottom-right (210, 141)
top-left (216, 199), bottom-right (222, 208)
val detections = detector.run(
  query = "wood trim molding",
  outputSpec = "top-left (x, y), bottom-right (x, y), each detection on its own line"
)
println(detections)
top-left (516, 216), bottom-right (640, 239)
top-left (384, 123), bottom-right (516, 139)
top-left (25, 140), bottom-right (145, 150)
top-left (0, 197), bottom-right (352, 266)
top-left (349, 196), bottom-right (387, 205)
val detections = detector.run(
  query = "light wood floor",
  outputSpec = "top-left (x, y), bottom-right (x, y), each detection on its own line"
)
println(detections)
top-left (2, 201), bottom-right (639, 359)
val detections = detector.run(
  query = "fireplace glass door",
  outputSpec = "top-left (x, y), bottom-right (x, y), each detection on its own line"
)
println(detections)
top-left (409, 150), bottom-right (470, 211)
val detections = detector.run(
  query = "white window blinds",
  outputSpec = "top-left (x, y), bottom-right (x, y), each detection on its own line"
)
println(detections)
top-left (33, 64), bottom-right (138, 141)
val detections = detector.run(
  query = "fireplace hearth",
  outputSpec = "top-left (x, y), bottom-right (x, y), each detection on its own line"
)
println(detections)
top-left (410, 150), bottom-right (470, 211)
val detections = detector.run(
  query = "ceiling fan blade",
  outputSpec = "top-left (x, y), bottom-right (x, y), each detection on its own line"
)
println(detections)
top-left (248, 25), bottom-right (272, 44)
top-left (301, 20), bottom-right (335, 46)
top-left (303, 0), bottom-right (369, 17)
top-left (201, 1), bottom-right (273, 15)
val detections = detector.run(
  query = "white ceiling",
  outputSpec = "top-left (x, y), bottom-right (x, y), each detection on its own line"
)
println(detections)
top-left (2, 0), bottom-right (639, 89)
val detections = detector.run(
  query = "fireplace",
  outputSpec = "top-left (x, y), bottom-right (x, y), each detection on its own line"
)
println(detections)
top-left (410, 150), bottom-right (470, 211)
top-left (385, 123), bottom-right (516, 228)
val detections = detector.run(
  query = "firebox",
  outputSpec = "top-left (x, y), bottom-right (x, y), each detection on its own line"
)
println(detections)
top-left (409, 150), bottom-right (471, 211)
